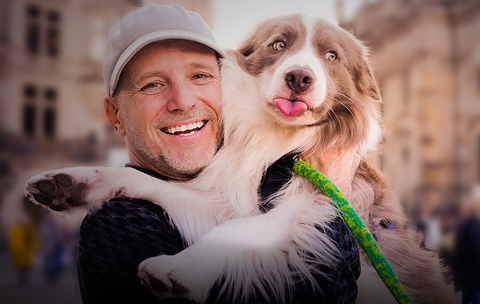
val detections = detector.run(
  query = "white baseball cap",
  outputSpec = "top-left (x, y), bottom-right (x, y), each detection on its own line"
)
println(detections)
top-left (103, 4), bottom-right (225, 96)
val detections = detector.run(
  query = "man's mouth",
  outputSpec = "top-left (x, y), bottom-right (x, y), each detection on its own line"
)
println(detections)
top-left (161, 120), bottom-right (206, 136)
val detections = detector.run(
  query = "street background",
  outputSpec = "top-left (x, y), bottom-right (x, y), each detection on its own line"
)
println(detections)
top-left (1, 0), bottom-right (479, 303)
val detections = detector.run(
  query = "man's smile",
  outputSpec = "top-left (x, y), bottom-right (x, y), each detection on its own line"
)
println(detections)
top-left (162, 120), bottom-right (206, 137)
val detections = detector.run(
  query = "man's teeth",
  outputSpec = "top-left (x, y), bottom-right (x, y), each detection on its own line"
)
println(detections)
top-left (165, 121), bottom-right (205, 135)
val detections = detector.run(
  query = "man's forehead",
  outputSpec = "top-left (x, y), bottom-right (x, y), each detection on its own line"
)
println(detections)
top-left (125, 40), bottom-right (217, 73)
top-left (136, 40), bottom-right (216, 60)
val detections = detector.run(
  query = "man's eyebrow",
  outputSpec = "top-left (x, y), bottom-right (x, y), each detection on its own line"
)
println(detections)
top-left (134, 72), bottom-right (165, 84)
top-left (189, 62), bottom-right (217, 70)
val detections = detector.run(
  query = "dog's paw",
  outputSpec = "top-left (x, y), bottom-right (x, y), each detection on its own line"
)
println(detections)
top-left (24, 171), bottom-right (87, 212)
top-left (138, 255), bottom-right (210, 303)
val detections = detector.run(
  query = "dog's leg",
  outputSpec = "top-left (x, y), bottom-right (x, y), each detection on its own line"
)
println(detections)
top-left (138, 200), bottom-right (305, 303)
top-left (24, 167), bottom-right (211, 215)
top-left (24, 167), bottom-right (127, 214)
top-left (139, 195), bottom-right (339, 303)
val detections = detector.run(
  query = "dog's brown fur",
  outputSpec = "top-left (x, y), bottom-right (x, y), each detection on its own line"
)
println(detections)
top-left (236, 13), bottom-right (454, 303)
top-left (350, 162), bottom-right (454, 303)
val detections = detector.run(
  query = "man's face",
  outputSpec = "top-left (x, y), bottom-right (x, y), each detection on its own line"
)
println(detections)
top-left (113, 40), bottom-right (222, 179)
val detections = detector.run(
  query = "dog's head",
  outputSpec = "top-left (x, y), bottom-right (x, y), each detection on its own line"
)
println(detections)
top-left (232, 13), bottom-right (382, 155)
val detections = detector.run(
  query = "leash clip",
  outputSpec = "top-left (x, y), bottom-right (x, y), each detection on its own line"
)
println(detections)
top-left (292, 154), bottom-right (303, 162)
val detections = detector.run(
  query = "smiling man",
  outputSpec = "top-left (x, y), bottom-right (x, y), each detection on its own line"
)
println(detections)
top-left (105, 39), bottom-right (223, 179)
top-left (77, 5), bottom-right (228, 304)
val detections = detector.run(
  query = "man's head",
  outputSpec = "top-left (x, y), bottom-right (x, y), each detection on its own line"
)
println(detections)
top-left (102, 5), bottom-right (225, 179)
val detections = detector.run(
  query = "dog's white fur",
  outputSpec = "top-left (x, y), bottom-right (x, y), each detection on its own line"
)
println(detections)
top-left (25, 13), bottom-right (453, 304)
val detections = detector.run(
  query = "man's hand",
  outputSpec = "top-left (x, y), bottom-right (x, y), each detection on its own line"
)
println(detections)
top-left (305, 148), bottom-right (361, 202)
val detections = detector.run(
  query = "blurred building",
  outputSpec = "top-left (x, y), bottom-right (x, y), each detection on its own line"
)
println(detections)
top-left (347, 0), bottom-right (480, 214)
top-left (0, 0), bottom-right (212, 229)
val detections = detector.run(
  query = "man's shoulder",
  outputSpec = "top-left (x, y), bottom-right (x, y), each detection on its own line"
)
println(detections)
top-left (78, 197), bottom-right (187, 268)
top-left (78, 197), bottom-right (185, 252)
top-left (80, 198), bottom-right (165, 231)
top-left (86, 197), bottom-right (165, 219)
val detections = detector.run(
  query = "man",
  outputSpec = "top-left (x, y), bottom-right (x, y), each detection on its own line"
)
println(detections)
top-left (78, 4), bottom-right (360, 304)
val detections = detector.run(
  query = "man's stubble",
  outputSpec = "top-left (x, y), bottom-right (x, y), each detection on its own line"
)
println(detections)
top-left (124, 108), bottom-right (221, 176)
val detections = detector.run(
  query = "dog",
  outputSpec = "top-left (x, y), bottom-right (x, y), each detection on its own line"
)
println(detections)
top-left (24, 13), bottom-right (453, 303)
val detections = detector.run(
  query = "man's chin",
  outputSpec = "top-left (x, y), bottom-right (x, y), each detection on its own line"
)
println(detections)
top-left (160, 150), bottom-right (215, 177)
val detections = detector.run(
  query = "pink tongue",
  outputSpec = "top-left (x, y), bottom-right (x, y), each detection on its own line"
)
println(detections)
top-left (274, 99), bottom-right (308, 117)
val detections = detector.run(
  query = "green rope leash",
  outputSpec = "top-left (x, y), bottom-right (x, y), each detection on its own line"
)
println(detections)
top-left (293, 160), bottom-right (412, 304)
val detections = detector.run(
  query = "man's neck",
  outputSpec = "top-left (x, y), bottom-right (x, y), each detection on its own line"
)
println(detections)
top-left (128, 152), bottom-right (195, 181)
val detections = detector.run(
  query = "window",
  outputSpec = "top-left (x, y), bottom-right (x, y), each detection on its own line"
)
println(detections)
top-left (46, 10), bottom-right (60, 57)
top-left (26, 23), bottom-right (40, 54)
top-left (43, 87), bottom-right (57, 137)
top-left (25, 5), bottom-right (40, 55)
top-left (27, 5), bottom-right (40, 18)
top-left (24, 6), bottom-right (61, 57)
top-left (47, 10), bottom-right (59, 22)
top-left (24, 84), bottom-right (37, 99)
top-left (21, 84), bottom-right (57, 138)
top-left (43, 107), bottom-right (56, 137)
top-left (44, 87), bottom-right (56, 101)
top-left (46, 27), bottom-right (59, 57)
top-left (22, 84), bottom-right (37, 136)
top-left (23, 104), bottom-right (36, 136)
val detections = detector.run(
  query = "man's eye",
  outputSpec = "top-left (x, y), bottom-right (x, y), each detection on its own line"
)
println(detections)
top-left (193, 74), bottom-right (207, 80)
top-left (142, 82), bottom-right (161, 90)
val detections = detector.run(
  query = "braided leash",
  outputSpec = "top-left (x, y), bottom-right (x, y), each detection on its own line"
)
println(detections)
top-left (293, 160), bottom-right (412, 304)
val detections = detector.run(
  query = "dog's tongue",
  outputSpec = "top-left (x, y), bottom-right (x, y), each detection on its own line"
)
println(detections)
top-left (274, 99), bottom-right (308, 117)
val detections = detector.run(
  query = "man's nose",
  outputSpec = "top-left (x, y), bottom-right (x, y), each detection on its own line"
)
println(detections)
top-left (166, 85), bottom-right (197, 112)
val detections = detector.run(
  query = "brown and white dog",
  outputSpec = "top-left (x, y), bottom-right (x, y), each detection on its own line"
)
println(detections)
top-left (24, 13), bottom-right (453, 303)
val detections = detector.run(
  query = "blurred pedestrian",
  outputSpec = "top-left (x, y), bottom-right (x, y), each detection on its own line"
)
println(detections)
top-left (8, 212), bottom-right (38, 287)
top-left (452, 201), bottom-right (480, 304)
top-left (38, 212), bottom-right (65, 284)
top-left (416, 207), bottom-right (443, 251)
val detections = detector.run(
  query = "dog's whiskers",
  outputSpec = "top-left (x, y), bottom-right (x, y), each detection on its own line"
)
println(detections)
top-left (325, 103), bottom-right (336, 123)
top-left (330, 97), bottom-right (358, 127)
top-left (326, 90), bottom-right (361, 113)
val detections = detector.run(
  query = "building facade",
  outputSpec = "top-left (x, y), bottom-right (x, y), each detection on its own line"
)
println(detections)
top-left (348, 0), bottom-right (480, 213)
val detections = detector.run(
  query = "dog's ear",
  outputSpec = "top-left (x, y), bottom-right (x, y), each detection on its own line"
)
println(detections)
top-left (353, 56), bottom-right (381, 101)
top-left (238, 34), bottom-right (257, 57)
top-left (225, 48), bottom-right (249, 72)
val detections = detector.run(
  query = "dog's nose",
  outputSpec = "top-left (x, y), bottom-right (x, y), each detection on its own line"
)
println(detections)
top-left (285, 68), bottom-right (316, 93)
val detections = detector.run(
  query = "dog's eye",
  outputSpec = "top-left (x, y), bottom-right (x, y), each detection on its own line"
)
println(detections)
top-left (272, 41), bottom-right (286, 51)
top-left (325, 51), bottom-right (337, 61)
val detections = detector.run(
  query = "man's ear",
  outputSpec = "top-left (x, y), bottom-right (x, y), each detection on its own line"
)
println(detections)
top-left (104, 96), bottom-right (126, 136)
